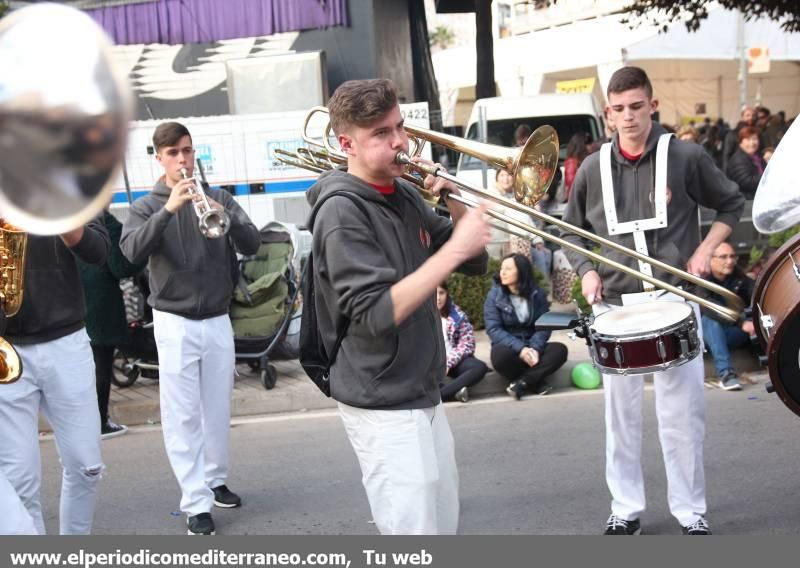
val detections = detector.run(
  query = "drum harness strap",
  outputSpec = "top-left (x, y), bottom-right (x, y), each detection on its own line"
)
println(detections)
top-left (599, 133), bottom-right (672, 293)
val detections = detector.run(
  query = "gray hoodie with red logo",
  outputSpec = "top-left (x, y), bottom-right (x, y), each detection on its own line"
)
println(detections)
top-left (306, 169), bottom-right (488, 410)
top-left (562, 121), bottom-right (744, 303)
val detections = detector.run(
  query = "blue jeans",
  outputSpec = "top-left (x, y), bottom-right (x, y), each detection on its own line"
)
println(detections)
top-left (701, 315), bottom-right (750, 376)
top-left (530, 246), bottom-right (552, 278)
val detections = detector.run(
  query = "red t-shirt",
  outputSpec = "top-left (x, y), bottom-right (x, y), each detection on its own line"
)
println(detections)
top-left (619, 147), bottom-right (642, 162)
top-left (368, 182), bottom-right (395, 195)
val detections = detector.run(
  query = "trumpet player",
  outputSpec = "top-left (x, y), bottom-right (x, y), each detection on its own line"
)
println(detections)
top-left (0, 221), bottom-right (110, 534)
top-left (120, 121), bottom-right (260, 536)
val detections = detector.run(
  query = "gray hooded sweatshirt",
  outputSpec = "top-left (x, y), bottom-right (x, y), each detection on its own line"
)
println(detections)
top-left (561, 121), bottom-right (744, 303)
top-left (307, 169), bottom-right (488, 410)
top-left (120, 180), bottom-right (260, 319)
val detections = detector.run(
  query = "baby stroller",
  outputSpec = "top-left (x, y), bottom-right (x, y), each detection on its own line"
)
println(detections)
top-left (113, 271), bottom-right (160, 387)
top-left (111, 223), bottom-right (305, 389)
top-left (231, 221), bottom-right (304, 389)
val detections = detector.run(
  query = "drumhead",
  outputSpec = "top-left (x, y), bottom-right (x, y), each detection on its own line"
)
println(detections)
top-left (592, 301), bottom-right (692, 336)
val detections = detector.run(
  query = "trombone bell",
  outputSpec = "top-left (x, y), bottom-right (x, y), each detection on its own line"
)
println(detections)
top-left (514, 125), bottom-right (559, 206)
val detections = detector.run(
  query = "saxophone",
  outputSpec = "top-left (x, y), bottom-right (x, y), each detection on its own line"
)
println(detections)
top-left (0, 221), bottom-right (26, 384)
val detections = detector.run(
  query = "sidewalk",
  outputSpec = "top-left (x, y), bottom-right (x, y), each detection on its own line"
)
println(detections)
top-left (108, 326), bottom-right (767, 428)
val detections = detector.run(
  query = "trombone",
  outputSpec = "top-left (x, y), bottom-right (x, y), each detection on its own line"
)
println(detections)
top-left (286, 107), bottom-right (744, 323)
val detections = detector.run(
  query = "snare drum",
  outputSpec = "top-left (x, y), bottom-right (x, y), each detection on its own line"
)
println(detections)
top-left (589, 301), bottom-right (700, 375)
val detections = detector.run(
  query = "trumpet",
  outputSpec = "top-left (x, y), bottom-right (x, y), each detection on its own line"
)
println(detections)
top-left (179, 167), bottom-right (230, 239)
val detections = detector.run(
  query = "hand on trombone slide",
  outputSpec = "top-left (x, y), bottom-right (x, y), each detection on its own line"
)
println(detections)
top-left (408, 156), bottom-right (457, 198)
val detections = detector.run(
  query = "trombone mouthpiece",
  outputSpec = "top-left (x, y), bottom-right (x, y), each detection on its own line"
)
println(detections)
top-left (395, 152), bottom-right (411, 165)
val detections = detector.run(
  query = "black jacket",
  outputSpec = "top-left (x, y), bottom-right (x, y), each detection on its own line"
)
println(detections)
top-left (704, 268), bottom-right (754, 324)
top-left (725, 148), bottom-right (763, 199)
top-left (79, 211), bottom-right (144, 347)
top-left (6, 220), bottom-right (110, 345)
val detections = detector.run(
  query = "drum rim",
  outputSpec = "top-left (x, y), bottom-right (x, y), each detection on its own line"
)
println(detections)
top-left (595, 348), bottom-right (702, 375)
top-left (591, 301), bottom-right (694, 338)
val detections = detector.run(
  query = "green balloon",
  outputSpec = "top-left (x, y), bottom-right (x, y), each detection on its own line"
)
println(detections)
top-left (571, 362), bottom-right (601, 389)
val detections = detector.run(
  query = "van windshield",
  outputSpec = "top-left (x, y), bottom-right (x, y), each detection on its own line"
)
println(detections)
top-left (458, 115), bottom-right (600, 171)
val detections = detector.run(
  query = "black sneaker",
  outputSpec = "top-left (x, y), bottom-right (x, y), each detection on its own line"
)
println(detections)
top-left (505, 381), bottom-right (526, 400)
top-left (534, 383), bottom-right (553, 396)
top-left (604, 514), bottom-right (641, 535)
top-left (187, 512), bottom-right (215, 535)
top-left (682, 517), bottom-right (711, 535)
top-left (454, 386), bottom-right (469, 403)
top-left (212, 485), bottom-right (242, 508)
top-left (718, 370), bottom-right (742, 391)
top-left (101, 421), bottom-right (128, 440)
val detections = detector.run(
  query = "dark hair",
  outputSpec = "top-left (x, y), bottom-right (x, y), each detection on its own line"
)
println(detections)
top-left (152, 121), bottom-right (191, 152)
top-left (495, 167), bottom-right (512, 181)
top-left (495, 253), bottom-right (537, 298)
top-left (437, 281), bottom-right (452, 318)
top-left (327, 79), bottom-right (398, 136)
top-left (738, 126), bottom-right (760, 143)
top-left (607, 66), bottom-right (653, 99)
top-left (513, 124), bottom-right (532, 144)
top-left (566, 132), bottom-right (589, 163)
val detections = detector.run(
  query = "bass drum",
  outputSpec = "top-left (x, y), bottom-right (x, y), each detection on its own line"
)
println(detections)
top-left (752, 232), bottom-right (800, 417)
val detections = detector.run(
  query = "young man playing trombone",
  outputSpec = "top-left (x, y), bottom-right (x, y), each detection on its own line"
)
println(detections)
top-left (120, 122), bottom-right (260, 535)
top-left (562, 67), bottom-right (744, 535)
top-left (306, 79), bottom-right (490, 534)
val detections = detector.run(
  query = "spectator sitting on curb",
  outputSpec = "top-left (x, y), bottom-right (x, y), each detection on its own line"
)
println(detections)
top-left (484, 253), bottom-right (568, 399)
top-left (701, 242), bottom-right (756, 391)
top-left (437, 283), bottom-right (489, 403)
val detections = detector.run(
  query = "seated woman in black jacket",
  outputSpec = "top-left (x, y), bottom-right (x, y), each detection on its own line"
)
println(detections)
top-left (725, 125), bottom-right (765, 198)
top-left (484, 253), bottom-right (568, 399)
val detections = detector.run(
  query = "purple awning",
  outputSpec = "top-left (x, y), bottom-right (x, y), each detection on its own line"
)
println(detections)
top-left (86, 0), bottom-right (349, 45)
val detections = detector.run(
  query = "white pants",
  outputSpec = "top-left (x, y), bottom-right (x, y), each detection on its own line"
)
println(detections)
top-left (0, 469), bottom-right (37, 535)
top-left (337, 402), bottom-right (459, 535)
top-left (153, 310), bottom-right (235, 516)
top-left (0, 329), bottom-right (103, 535)
top-left (596, 297), bottom-right (706, 527)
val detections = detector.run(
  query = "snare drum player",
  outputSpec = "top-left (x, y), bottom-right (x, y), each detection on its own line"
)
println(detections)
top-left (562, 67), bottom-right (744, 535)
top-left (120, 122), bottom-right (260, 535)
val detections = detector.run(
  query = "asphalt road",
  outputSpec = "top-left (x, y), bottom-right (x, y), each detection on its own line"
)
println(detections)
top-left (37, 385), bottom-right (800, 535)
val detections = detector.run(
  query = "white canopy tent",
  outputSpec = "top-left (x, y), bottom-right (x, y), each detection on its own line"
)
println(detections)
top-left (434, 7), bottom-right (800, 128)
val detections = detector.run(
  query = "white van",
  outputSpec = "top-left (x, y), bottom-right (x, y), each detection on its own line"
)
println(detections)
top-left (458, 93), bottom-right (604, 165)
top-left (456, 93), bottom-right (604, 194)
top-left (454, 93), bottom-right (604, 255)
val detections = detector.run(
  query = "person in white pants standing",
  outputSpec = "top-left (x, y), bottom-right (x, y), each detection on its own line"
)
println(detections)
top-left (562, 66), bottom-right (744, 535)
top-left (306, 79), bottom-right (490, 534)
top-left (120, 121), bottom-right (260, 536)
top-left (0, 222), bottom-right (110, 535)
top-left (0, 469), bottom-right (37, 535)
